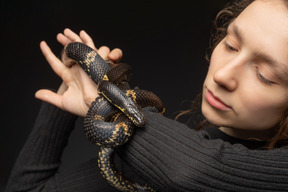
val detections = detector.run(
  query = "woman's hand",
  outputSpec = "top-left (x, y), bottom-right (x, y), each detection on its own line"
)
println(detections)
top-left (35, 28), bottom-right (123, 117)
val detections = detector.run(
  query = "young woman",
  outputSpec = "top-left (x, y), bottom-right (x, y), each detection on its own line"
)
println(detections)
top-left (6, 0), bottom-right (288, 191)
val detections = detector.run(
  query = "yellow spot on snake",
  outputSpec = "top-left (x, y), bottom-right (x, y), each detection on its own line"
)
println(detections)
top-left (83, 51), bottom-right (97, 68)
top-left (160, 108), bottom-right (166, 114)
top-left (126, 90), bottom-right (137, 103)
top-left (100, 91), bottom-right (127, 114)
top-left (94, 115), bottom-right (104, 121)
top-left (106, 122), bottom-right (130, 145)
top-left (111, 112), bottom-right (121, 122)
top-left (103, 74), bottom-right (109, 81)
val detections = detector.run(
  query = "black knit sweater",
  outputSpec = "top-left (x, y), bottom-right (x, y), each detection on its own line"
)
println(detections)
top-left (5, 102), bottom-right (288, 192)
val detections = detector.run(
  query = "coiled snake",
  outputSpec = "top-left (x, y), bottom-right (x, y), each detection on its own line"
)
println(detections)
top-left (64, 42), bottom-right (164, 192)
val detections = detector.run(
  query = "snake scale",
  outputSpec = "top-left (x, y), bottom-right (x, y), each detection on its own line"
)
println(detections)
top-left (64, 42), bottom-right (164, 192)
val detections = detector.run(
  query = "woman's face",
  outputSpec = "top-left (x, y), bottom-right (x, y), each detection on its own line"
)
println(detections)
top-left (202, 0), bottom-right (288, 139)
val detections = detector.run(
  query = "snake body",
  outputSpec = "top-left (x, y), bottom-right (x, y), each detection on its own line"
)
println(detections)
top-left (64, 42), bottom-right (164, 192)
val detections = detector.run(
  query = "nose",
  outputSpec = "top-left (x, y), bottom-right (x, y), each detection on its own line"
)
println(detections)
top-left (213, 61), bottom-right (240, 91)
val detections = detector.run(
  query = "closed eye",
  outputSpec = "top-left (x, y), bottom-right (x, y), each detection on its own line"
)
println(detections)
top-left (224, 42), bottom-right (238, 52)
top-left (256, 67), bottom-right (273, 85)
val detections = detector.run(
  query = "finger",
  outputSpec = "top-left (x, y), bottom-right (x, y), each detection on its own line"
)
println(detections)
top-left (40, 41), bottom-right (67, 77)
top-left (97, 46), bottom-right (110, 60)
top-left (109, 48), bottom-right (123, 63)
top-left (63, 28), bottom-right (83, 42)
top-left (56, 33), bottom-right (77, 67)
top-left (35, 89), bottom-right (63, 109)
top-left (57, 33), bottom-right (72, 46)
top-left (80, 30), bottom-right (97, 50)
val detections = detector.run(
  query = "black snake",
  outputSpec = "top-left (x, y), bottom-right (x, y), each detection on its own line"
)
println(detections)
top-left (64, 42), bottom-right (164, 192)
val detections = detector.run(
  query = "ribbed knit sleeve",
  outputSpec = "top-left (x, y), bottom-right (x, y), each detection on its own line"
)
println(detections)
top-left (6, 103), bottom-right (288, 191)
top-left (5, 102), bottom-right (117, 192)
top-left (119, 108), bottom-right (288, 192)
top-left (5, 102), bottom-right (77, 191)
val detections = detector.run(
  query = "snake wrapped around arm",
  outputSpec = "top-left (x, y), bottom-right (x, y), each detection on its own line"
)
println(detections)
top-left (63, 42), bottom-right (165, 192)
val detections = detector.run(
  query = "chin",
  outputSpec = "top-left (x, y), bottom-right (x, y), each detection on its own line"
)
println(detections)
top-left (201, 103), bottom-right (229, 127)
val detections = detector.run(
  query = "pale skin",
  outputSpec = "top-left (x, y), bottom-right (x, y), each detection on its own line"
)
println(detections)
top-left (201, 0), bottom-right (288, 140)
top-left (36, 28), bottom-right (123, 117)
top-left (37, 0), bottom-right (288, 142)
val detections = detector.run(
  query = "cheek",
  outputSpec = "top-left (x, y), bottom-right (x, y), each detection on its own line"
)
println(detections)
top-left (237, 87), bottom-right (288, 128)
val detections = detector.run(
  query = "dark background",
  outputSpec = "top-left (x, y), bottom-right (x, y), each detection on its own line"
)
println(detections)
top-left (0, 0), bottom-right (230, 190)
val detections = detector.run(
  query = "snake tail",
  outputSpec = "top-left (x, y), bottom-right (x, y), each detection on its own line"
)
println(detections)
top-left (98, 147), bottom-right (156, 192)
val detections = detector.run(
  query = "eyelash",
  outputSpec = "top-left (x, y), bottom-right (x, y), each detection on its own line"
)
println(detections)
top-left (225, 42), bottom-right (238, 52)
top-left (256, 67), bottom-right (273, 85)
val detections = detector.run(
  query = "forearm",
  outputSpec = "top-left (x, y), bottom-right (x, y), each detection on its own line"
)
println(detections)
top-left (5, 102), bottom-right (77, 191)
top-left (119, 108), bottom-right (288, 192)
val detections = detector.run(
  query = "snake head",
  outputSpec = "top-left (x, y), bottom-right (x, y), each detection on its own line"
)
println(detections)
top-left (98, 80), bottom-right (146, 127)
top-left (125, 103), bottom-right (146, 127)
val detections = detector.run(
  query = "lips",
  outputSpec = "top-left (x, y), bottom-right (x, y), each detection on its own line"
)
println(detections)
top-left (205, 90), bottom-right (231, 110)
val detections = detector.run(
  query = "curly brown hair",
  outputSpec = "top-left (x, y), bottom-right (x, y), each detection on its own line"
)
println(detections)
top-left (177, 0), bottom-right (288, 149)
top-left (206, 0), bottom-right (254, 60)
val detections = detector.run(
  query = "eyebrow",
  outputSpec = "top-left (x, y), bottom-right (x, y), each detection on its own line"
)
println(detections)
top-left (228, 23), bottom-right (243, 43)
top-left (227, 22), bottom-right (288, 81)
